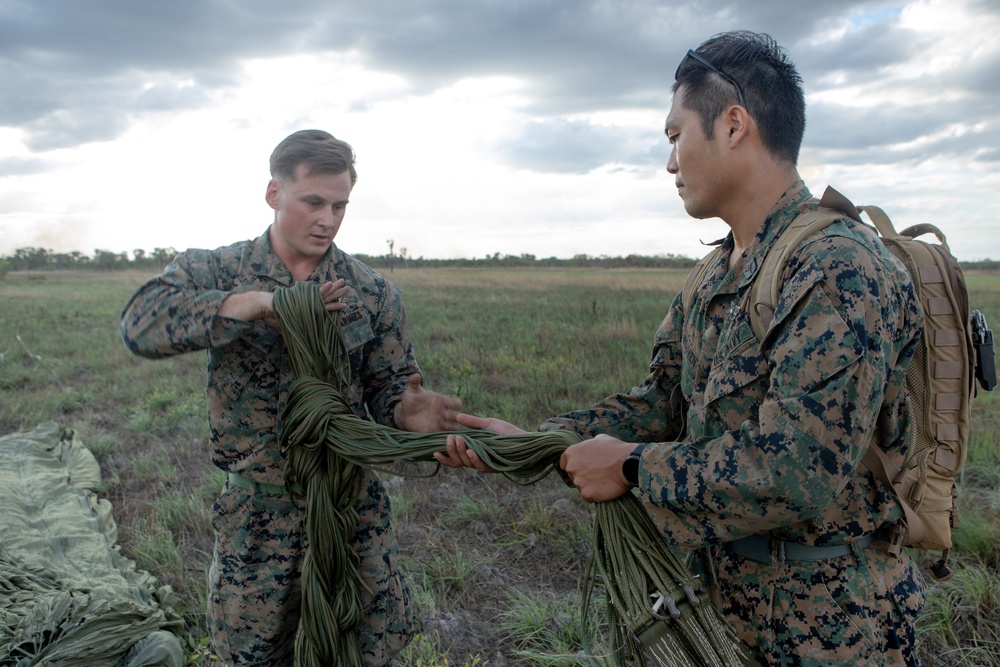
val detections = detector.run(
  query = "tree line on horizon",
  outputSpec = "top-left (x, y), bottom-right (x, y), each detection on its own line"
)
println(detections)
top-left (3, 245), bottom-right (999, 276)
top-left (0, 245), bottom-right (702, 274)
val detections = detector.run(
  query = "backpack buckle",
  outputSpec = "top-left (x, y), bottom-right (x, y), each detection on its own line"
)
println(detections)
top-left (887, 524), bottom-right (906, 557)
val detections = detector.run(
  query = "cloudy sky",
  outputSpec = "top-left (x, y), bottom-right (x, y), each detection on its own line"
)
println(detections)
top-left (1, 0), bottom-right (997, 262)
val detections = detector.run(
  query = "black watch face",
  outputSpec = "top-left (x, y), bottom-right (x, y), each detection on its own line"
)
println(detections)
top-left (623, 456), bottom-right (639, 487)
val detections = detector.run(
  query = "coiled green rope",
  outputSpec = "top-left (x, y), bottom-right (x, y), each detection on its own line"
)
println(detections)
top-left (273, 282), bottom-right (759, 667)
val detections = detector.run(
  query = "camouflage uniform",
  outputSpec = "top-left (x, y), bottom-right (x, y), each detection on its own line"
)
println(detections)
top-left (543, 182), bottom-right (926, 665)
top-left (121, 229), bottom-right (416, 666)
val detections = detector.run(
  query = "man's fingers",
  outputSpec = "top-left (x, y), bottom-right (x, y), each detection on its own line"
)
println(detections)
top-left (455, 413), bottom-right (524, 435)
top-left (434, 434), bottom-right (497, 473)
top-left (456, 413), bottom-right (490, 429)
top-left (436, 434), bottom-right (472, 468)
top-left (320, 280), bottom-right (350, 312)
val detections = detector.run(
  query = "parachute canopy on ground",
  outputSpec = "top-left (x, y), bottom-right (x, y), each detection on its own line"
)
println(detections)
top-left (0, 423), bottom-right (183, 666)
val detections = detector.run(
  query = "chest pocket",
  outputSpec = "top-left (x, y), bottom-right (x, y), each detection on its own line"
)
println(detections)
top-left (340, 307), bottom-right (376, 352)
top-left (704, 310), bottom-right (769, 406)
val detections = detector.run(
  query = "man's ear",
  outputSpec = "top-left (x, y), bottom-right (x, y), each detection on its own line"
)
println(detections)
top-left (265, 179), bottom-right (280, 210)
top-left (724, 104), bottom-right (751, 146)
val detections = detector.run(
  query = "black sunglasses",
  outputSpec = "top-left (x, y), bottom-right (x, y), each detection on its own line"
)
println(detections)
top-left (679, 49), bottom-right (747, 109)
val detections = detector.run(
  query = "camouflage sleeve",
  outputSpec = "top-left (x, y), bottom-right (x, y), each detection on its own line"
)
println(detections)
top-left (120, 249), bottom-right (250, 359)
top-left (539, 291), bottom-right (686, 442)
top-left (355, 281), bottom-right (421, 428)
top-left (638, 232), bottom-right (920, 547)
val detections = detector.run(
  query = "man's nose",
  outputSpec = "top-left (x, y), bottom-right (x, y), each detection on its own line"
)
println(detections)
top-left (317, 207), bottom-right (336, 227)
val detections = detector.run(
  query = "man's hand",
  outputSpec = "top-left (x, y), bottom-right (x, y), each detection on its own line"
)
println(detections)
top-left (394, 374), bottom-right (462, 433)
top-left (319, 279), bottom-right (350, 312)
top-left (219, 279), bottom-right (350, 328)
top-left (434, 413), bottom-right (525, 472)
top-left (454, 413), bottom-right (525, 436)
top-left (218, 290), bottom-right (279, 326)
top-left (559, 434), bottom-right (636, 503)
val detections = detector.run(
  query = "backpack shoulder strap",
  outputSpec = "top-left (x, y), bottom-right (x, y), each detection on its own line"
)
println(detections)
top-left (862, 444), bottom-right (926, 555)
top-left (748, 186), bottom-right (862, 342)
top-left (681, 242), bottom-right (726, 316)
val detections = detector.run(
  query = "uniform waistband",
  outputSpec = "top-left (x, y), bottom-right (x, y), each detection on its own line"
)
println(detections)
top-left (725, 531), bottom-right (878, 563)
top-left (227, 471), bottom-right (302, 496)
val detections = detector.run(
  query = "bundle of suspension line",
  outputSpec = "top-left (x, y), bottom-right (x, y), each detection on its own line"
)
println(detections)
top-left (272, 281), bottom-right (759, 667)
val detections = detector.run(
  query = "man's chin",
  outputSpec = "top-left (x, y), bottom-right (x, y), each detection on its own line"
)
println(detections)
top-left (681, 202), bottom-right (704, 219)
top-left (307, 239), bottom-right (334, 252)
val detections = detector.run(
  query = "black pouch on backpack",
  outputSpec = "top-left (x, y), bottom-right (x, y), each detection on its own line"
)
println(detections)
top-left (972, 310), bottom-right (997, 391)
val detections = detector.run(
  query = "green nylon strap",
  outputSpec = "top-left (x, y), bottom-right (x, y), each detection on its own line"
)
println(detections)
top-left (271, 281), bottom-right (759, 667)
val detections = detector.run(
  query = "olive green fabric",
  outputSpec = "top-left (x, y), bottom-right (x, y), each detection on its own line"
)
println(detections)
top-left (0, 423), bottom-right (183, 666)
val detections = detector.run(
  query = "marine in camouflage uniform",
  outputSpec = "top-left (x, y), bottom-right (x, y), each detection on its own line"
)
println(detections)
top-left (543, 180), bottom-right (926, 665)
top-left (121, 130), bottom-right (457, 666)
top-left (442, 32), bottom-right (926, 666)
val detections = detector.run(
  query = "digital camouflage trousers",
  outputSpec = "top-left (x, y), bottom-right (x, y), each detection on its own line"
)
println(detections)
top-left (706, 536), bottom-right (926, 666)
top-left (207, 468), bottom-right (415, 666)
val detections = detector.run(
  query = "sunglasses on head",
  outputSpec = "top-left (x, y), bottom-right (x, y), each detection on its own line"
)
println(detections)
top-left (679, 49), bottom-right (747, 109)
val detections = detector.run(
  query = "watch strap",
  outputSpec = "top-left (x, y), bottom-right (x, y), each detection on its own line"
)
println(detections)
top-left (622, 443), bottom-right (648, 487)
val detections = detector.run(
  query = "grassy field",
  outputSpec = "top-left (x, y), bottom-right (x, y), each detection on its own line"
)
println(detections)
top-left (1, 267), bottom-right (999, 665)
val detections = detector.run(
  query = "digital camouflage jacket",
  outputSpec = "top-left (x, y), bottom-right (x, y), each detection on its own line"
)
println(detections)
top-left (120, 229), bottom-right (419, 488)
top-left (543, 182), bottom-right (923, 549)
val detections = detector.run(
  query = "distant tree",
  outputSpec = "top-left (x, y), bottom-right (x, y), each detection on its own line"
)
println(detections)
top-left (960, 259), bottom-right (1000, 271)
top-left (13, 247), bottom-right (31, 271)
top-left (151, 247), bottom-right (177, 267)
top-left (386, 239), bottom-right (395, 273)
top-left (13, 247), bottom-right (52, 271)
top-left (50, 252), bottom-right (76, 269)
top-left (133, 248), bottom-right (146, 264)
top-left (93, 249), bottom-right (126, 271)
top-left (0, 258), bottom-right (9, 280)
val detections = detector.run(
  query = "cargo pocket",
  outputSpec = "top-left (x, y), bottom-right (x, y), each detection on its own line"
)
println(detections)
top-left (207, 484), bottom-right (303, 665)
top-left (705, 315), bottom-right (769, 406)
top-left (352, 471), bottom-right (417, 661)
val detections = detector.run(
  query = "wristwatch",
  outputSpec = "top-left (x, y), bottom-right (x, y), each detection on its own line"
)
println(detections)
top-left (622, 443), bottom-right (647, 488)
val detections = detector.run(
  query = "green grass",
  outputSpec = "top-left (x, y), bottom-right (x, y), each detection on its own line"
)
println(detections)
top-left (495, 589), bottom-right (591, 665)
top-left (395, 634), bottom-right (484, 667)
top-left (437, 492), bottom-right (504, 526)
top-left (2, 268), bottom-right (1000, 665)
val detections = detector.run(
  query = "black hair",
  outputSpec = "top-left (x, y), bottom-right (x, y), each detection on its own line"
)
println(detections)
top-left (673, 31), bottom-right (805, 165)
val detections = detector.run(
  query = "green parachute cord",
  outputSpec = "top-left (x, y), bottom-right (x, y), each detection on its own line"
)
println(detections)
top-left (272, 281), bottom-right (759, 667)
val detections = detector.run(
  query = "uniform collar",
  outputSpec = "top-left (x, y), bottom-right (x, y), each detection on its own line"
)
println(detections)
top-left (241, 226), bottom-right (341, 284)
top-left (734, 180), bottom-right (813, 289)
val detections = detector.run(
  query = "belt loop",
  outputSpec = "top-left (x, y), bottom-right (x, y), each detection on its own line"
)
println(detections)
top-left (777, 540), bottom-right (786, 565)
top-left (850, 535), bottom-right (871, 564)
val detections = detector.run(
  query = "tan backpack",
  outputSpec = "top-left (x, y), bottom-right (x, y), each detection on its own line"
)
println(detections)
top-left (681, 187), bottom-right (996, 581)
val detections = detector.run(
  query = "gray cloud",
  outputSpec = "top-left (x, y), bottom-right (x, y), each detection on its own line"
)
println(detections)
top-left (0, 0), bottom-right (302, 149)
top-left (491, 118), bottom-right (662, 174)
top-left (0, 156), bottom-right (52, 177)
top-left (0, 0), bottom-right (997, 179)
